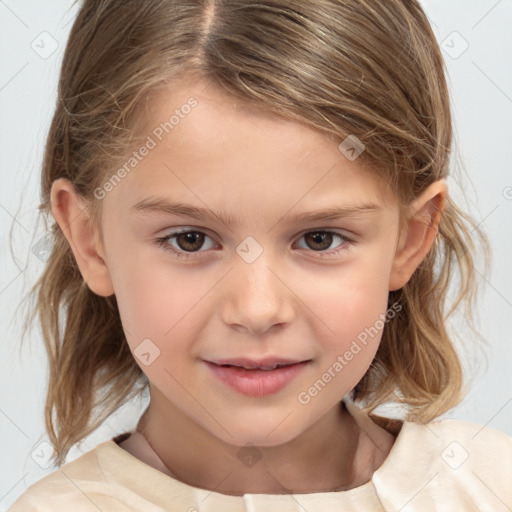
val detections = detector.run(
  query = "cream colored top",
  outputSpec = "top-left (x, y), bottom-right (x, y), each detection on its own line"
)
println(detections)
top-left (8, 402), bottom-right (512, 511)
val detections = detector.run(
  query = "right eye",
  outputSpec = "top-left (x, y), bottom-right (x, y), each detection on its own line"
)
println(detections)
top-left (155, 229), bottom-right (217, 259)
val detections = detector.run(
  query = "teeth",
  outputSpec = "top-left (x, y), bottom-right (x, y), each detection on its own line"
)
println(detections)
top-left (242, 364), bottom-right (287, 370)
top-left (219, 363), bottom-right (295, 370)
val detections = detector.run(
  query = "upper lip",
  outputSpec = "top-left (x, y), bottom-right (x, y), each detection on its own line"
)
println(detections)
top-left (206, 357), bottom-right (310, 370)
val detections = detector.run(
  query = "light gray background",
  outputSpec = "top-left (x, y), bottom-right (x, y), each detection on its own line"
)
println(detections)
top-left (1, 1), bottom-right (511, 509)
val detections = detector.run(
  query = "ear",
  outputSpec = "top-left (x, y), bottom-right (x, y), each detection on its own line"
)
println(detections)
top-left (388, 179), bottom-right (447, 291)
top-left (50, 178), bottom-right (114, 297)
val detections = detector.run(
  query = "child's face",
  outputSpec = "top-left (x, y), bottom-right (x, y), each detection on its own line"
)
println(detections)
top-left (98, 79), bottom-right (403, 446)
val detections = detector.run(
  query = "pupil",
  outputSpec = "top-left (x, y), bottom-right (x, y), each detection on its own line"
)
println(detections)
top-left (178, 232), bottom-right (203, 251)
top-left (306, 232), bottom-right (332, 250)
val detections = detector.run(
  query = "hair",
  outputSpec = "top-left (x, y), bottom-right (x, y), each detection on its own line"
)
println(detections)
top-left (17, 0), bottom-right (489, 466)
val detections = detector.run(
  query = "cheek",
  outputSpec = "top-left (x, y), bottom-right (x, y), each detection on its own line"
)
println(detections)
top-left (303, 255), bottom-right (393, 362)
top-left (109, 251), bottom-right (212, 355)
top-left (314, 257), bottom-right (391, 324)
top-left (110, 263), bottom-right (204, 392)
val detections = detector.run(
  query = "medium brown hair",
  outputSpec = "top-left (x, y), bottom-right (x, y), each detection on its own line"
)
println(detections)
top-left (18, 0), bottom-right (489, 466)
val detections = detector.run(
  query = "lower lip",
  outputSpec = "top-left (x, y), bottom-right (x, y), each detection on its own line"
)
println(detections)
top-left (205, 361), bottom-right (310, 397)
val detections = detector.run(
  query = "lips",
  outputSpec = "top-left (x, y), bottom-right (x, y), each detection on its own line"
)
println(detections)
top-left (209, 357), bottom-right (308, 370)
top-left (219, 363), bottom-right (294, 371)
top-left (204, 358), bottom-right (311, 397)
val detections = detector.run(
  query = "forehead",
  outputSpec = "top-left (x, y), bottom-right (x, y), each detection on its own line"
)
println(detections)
top-left (104, 79), bottom-right (396, 219)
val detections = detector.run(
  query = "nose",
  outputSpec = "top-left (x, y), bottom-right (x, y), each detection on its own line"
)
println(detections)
top-left (219, 251), bottom-right (296, 335)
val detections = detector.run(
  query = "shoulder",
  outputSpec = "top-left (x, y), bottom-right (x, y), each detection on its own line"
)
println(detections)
top-left (374, 417), bottom-right (512, 511)
top-left (405, 416), bottom-right (512, 470)
top-left (7, 441), bottom-right (135, 512)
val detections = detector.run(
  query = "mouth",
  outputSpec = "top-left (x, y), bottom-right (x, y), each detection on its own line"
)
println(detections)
top-left (215, 362), bottom-right (299, 371)
top-left (204, 359), bottom-right (312, 397)
top-left (208, 357), bottom-right (311, 371)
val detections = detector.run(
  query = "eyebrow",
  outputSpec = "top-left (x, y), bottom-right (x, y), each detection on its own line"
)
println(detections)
top-left (130, 197), bottom-right (381, 228)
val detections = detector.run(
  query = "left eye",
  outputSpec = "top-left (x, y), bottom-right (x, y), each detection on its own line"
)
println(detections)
top-left (155, 229), bottom-right (351, 259)
top-left (295, 231), bottom-right (346, 253)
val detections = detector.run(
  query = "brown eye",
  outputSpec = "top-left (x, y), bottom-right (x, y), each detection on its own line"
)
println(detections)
top-left (175, 232), bottom-right (205, 252)
top-left (155, 229), bottom-right (216, 259)
top-left (303, 232), bottom-right (335, 251)
top-left (295, 230), bottom-right (352, 258)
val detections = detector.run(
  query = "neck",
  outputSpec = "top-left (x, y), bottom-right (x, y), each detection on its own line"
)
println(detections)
top-left (131, 388), bottom-right (395, 496)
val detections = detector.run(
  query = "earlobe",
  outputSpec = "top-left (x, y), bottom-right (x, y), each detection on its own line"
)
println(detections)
top-left (50, 178), bottom-right (115, 297)
top-left (388, 179), bottom-right (447, 291)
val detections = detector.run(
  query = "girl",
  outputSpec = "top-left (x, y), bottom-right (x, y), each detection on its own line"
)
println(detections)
top-left (8, 0), bottom-right (512, 510)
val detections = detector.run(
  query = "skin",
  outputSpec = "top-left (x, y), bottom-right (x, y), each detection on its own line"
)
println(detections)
top-left (50, 78), bottom-right (447, 495)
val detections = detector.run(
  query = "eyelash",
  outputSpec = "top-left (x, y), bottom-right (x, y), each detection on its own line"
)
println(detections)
top-left (154, 228), bottom-right (355, 260)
